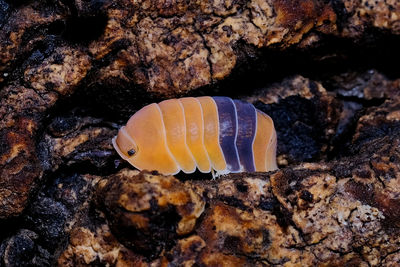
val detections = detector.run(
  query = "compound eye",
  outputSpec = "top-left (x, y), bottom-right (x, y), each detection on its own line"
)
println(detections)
top-left (127, 149), bottom-right (136, 156)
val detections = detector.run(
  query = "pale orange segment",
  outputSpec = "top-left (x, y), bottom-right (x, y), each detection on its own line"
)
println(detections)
top-left (266, 127), bottom-right (278, 171)
top-left (197, 96), bottom-right (226, 171)
top-left (158, 99), bottom-right (196, 173)
top-left (124, 103), bottom-right (179, 175)
top-left (179, 97), bottom-right (211, 172)
top-left (253, 111), bottom-right (277, 172)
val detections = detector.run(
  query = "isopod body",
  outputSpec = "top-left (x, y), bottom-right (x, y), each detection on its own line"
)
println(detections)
top-left (112, 96), bottom-right (277, 175)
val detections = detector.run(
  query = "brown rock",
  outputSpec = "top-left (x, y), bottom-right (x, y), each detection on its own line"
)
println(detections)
top-left (1, 0), bottom-right (400, 264)
top-left (0, 2), bottom-right (65, 83)
top-left (329, 70), bottom-right (400, 100)
top-left (2, 0), bottom-right (397, 99)
top-left (41, 116), bottom-right (117, 172)
top-left (58, 225), bottom-right (147, 266)
top-left (248, 76), bottom-right (341, 165)
top-left (342, 0), bottom-right (400, 37)
top-left (45, 76), bottom-right (400, 266)
top-left (24, 47), bottom-right (91, 96)
top-left (81, 140), bottom-right (400, 265)
top-left (96, 170), bottom-right (205, 258)
top-left (0, 47), bottom-right (91, 218)
top-left (0, 86), bottom-right (45, 218)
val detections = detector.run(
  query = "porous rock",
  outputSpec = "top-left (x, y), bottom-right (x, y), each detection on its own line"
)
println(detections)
top-left (0, 229), bottom-right (51, 267)
top-left (0, 47), bottom-right (90, 218)
top-left (57, 78), bottom-right (400, 266)
top-left (1, 0), bottom-right (399, 218)
top-left (61, 129), bottom-right (400, 265)
top-left (96, 170), bottom-right (205, 258)
top-left (248, 76), bottom-right (341, 165)
top-left (40, 116), bottom-right (117, 172)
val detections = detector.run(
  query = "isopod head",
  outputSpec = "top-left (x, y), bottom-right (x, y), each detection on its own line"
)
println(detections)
top-left (112, 103), bottom-right (180, 174)
top-left (112, 126), bottom-right (138, 159)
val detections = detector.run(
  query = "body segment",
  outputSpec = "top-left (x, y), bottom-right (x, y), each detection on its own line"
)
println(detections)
top-left (179, 97), bottom-right (211, 173)
top-left (213, 96), bottom-right (240, 173)
top-left (234, 100), bottom-right (257, 172)
top-left (113, 97), bottom-right (277, 175)
top-left (197, 97), bottom-right (227, 171)
top-left (253, 110), bottom-right (277, 172)
top-left (158, 99), bottom-right (196, 173)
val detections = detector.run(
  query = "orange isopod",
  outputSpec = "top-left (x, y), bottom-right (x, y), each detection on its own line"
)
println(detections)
top-left (112, 96), bottom-right (277, 176)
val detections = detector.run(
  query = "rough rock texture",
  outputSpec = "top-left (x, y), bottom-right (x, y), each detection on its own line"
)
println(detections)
top-left (1, 73), bottom-right (399, 265)
top-left (1, 0), bottom-right (400, 266)
top-left (56, 113), bottom-right (400, 265)
top-left (248, 76), bottom-right (341, 165)
top-left (0, 47), bottom-right (90, 218)
top-left (96, 170), bottom-right (205, 258)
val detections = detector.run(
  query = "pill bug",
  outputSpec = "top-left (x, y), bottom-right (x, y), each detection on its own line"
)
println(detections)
top-left (112, 96), bottom-right (277, 176)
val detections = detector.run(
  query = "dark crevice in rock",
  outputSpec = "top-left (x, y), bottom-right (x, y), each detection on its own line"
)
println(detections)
top-left (3, 0), bottom-right (31, 8)
top-left (63, 13), bottom-right (108, 44)
top-left (0, 218), bottom-right (24, 244)
top-left (255, 96), bottom-right (331, 165)
top-left (17, 172), bottom-right (97, 265)
top-left (199, 33), bottom-right (214, 82)
top-left (328, 97), bottom-right (387, 159)
top-left (329, 0), bottom-right (349, 32)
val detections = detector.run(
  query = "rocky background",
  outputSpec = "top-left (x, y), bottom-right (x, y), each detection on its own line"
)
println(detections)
top-left (1, 0), bottom-right (400, 266)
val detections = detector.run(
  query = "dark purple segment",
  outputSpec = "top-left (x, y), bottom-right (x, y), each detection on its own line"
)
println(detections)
top-left (213, 96), bottom-right (240, 172)
top-left (234, 100), bottom-right (257, 172)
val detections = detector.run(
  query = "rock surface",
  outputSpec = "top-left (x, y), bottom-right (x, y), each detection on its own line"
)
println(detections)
top-left (1, 0), bottom-right (400, 266)
top-left (54, 95), bottom-right (400, 265)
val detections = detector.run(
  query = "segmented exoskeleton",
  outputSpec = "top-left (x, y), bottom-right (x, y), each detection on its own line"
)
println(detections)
top-left (113, 96), bottom-right (277, 176)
